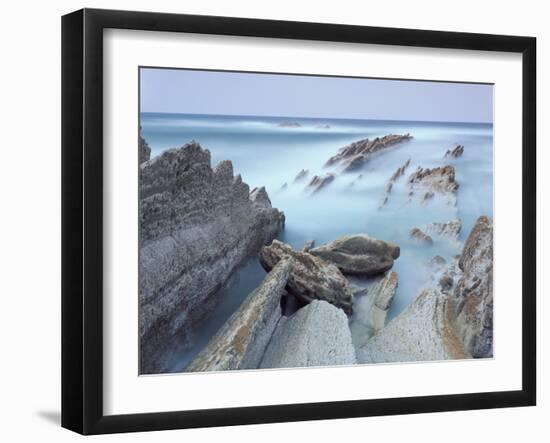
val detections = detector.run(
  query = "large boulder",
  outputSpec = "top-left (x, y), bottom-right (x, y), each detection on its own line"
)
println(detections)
top-left (260, 300), bottom-right (356, 369)
top-left (309, 234), bottom-right (400, 277)
top-left (186, 259), bottom-right (292, 372)
top-left (259, 240), bottom-right (353, 314)
top-left (139, 141), bottom-right (285, 374)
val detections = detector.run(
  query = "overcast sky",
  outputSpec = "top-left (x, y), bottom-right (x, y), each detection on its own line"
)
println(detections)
top-left (140, 68), bottom-right (493, 123)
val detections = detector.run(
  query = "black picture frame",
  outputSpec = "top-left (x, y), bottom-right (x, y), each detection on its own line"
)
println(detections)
top-left (61, 8), bottom-right (537, 435)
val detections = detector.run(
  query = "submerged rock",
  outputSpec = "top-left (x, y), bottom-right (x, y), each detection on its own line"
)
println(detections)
top-left (310, 234), bottom-right (400, 277)
top-left (306, 173), bottom-right (335, 194)
top-left (409, 227), bottom-right (434, 246)
top-left (293, 169), bottom-right (309, 182)
top-left (280, 182), bottom-right (288, 190)
top-left (139, 141), bottom-right (285, 374)
top-left (351, 271), bottom-right (398, 347)
top-left (278, 121), bottom-right (301, 128)
top-left (407, 165), bottom-right (459, 205)
top-left (379, 159), bottom-right (411, 208)
top-left (324, 134), bottom-right (413, 172)
top-left (259, 240), bottom-right (353, 314)
top-left (186, 260), bottom-right (292, 372)
top-left (450, 216), bottom-right (493, 357)
top-left (425, 219), bottom-right (462, 241)
top-left (260, 300), bottom-right (356, 369)
top-left (444, 144), bottom-right (465, 159)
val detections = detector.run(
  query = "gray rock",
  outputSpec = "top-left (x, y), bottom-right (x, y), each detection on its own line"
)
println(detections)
top-left (324, 134), bottom-right (413, 172)
top-left (186, 259), bottom-right (292, 372)
top-left (260, 300), bottom-right (356, 369)
top-left (278, 121), bottom-right (301, 128)
top-left (310, 234), bottom-right (400, 277)
top-left (139, 133), bottom-right (151, 163)
top-left (444, 144), bottom-right (465, 158)
top-left (259, 240), bottom-right (353, 314)
top-left (424, 219), bottom-right (462, 241)
top-left (139, 141), bottom-right (285, 374)
top-left (306, 173), bottom-right (335, 194)
top-left (409, 227), bottom-right (434, 246)
top-left (293, 169), bottom-right (309, 182)
top-left (380, 159), bottom-right (411, 208)
top-left (351, 271), bottom-right (398, 347)
top-left (407, 165), bottom-right (459, 205)
top-left (301, 239), bottom-right (315, 252)
top-left (450, 216), bottom-right (493, 357)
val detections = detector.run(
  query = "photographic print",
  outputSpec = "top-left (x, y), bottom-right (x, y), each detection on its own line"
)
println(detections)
top-left (138, 67), bottom-right (494, 375)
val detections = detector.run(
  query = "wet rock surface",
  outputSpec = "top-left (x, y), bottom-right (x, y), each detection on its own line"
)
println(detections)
top-left (409, 227), bottom-right (434, 246)
top-left (324, 134), bottom-right (413, 172)
top-left (294, 169), bottom-right (309, 182)
top-left (407, 165), bottom-right (459, 205)
top-left (259, 240), bottom-right (353, 314)
top-left (444, 144), bottom-right (465, 159)
top-left (260, 300), bottom-right (356, 369)
top-left (186, 260), bottom-right (292, 372)
top-left (310, 234), bottom-right (400, 277)
top-left (306, 173), bottom-right (335, 194)
top-left (139, 141), bottom-right (285, 374)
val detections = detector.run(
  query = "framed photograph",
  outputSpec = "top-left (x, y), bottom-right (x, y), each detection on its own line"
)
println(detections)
top-left (62, 8), bottom-right (536, 435)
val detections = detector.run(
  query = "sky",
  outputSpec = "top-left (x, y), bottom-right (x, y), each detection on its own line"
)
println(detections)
top-left (140, 68), bottom-right (493, 123)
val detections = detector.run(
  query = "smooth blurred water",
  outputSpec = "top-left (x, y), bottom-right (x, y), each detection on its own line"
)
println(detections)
top-left (141, 112), bottom-right (493, 370)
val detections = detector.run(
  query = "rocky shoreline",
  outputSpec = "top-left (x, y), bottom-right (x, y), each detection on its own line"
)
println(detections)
top-left (139, 131), bottom-right (493, 373)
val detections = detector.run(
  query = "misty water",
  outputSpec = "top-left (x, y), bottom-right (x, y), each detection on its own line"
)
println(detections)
top-left (140, 112), bottom-right (493, 372)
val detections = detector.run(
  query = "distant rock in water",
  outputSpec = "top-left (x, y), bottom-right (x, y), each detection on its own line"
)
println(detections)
top-left (444, 144), bottom-right (465, 159)
top-left (409, 227), bottom-right (433, 246)
top-left (260, 300), bottom-right (356, 369)
top-left (259, 240), bottom-right (353, 314)
top-left (186, 259), bottom-right (292, 372)
top-left (351, 271), bottom-right (398, 347)
top-left (277, 121), bottom-right (301, 128)
top-left (139, 133), bottom-right (151, 164)
top-left (324, 134), bottom-right (413, 172)
top-left (306, 173), bottom-right (335, 194)
top-left (380, 158), bottom-right (411, 208)
top-left (293, 169), bottom-right (309, 182)
top-left (139, 141), bottom-right (285, 374)
top-left (407, 165), bottom-right (459, 205)
top-left (310, 234), bottom-right (400, 277)
top-left (280, 182), bottom-right (288, 190)
top-left (316, 124), bottom-right (331, 129)
top-left (357, 216), bottom-right (493, 364)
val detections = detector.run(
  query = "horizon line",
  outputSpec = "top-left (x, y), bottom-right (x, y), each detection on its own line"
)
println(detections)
top-left (139, 110), bottom-right (493, 126)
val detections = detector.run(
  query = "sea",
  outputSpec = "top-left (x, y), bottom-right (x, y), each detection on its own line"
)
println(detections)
top-left (140, 112), bottom-right (494, 372)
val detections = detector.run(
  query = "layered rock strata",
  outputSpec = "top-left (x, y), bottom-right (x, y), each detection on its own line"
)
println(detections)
top-left (259, 240), bottom-right (353, 314)
top-left (139, 141), bottom-right (285, 374)
top-left (407, 165), bottom-right (459, 204)
top-left (186, 260), bottom-right (292, 372)
top-left (325, 134), bottom-right (413, 172)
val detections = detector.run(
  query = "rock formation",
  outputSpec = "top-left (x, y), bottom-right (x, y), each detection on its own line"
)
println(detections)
top-left (449, 216), bottom-right (493, 357)
top-left (351, 271), bottom-right (398, 347)
top-left (306, 173), bottom-right (335, 194)
top-left (301, 239), bottom-right (315, 252)
top-left (278, 121), bottom-right (301, 128)
top-left (259, 240), bottom-right (353, 314)
top-left (357, 216), bottom-right (493, 363)
top-left (294, 169), bottom-right (309, 182)
top-left (280, 182), bottom-right (288, 190)
top-left (139, 141), bottom-right (285, 374)
top-left (409, 227), bottom-right (433, 246)
top-left (139, 133), bottom-right (151, 164)
top-left (260, 300), bottom-right (356, 369)
top-left (444, 144), bottom-right (465, 159)
top-left (380, 159), bottom-right (411, 207)
top-left (324, 134), bottom-right (413, 172)
top-left (425, 219), bottom-right (462, 241)
top-left (407, 165), bottom-right (459, 205)
top-left (186, 260), bottom-right (292, 372)
top-left (309, 234), bottom-right (400, 276)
